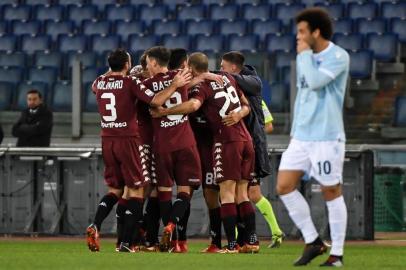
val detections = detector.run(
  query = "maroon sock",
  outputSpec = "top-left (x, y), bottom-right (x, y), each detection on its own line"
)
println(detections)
top-left (221, 203), bottom-right (237, 250)
top-left (209, 207), bottom-right (222, 248)
top-left (158, 191), bottom-right (172, 226)
top-left (238, 201), bottom-right (257, 244)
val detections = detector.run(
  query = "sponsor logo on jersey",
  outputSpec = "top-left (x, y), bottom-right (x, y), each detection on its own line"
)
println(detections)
top-left (160, 115), bottom-right (189, 128)
top-left (101, 121), bottom-right (128, 128)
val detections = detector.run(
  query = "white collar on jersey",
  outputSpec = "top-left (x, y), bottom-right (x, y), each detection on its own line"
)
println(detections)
top-left (313, 41), bottom-right (334, 58)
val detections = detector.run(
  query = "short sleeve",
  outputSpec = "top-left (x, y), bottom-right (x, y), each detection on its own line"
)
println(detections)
top-left (131, 78), bottom-right (155, 104)
top-left (262, 100), bottom-right (273, 124)
top-left (189, 84), bottom-right (208, 104)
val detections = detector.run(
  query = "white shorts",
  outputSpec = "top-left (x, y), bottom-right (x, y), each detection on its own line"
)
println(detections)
top-left (279, 138), bottom-right (345, 186)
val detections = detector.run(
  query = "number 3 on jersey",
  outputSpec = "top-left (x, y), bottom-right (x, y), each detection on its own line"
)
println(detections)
top-left (101, 92), bottom-right (117, 121)
top-left (214, 84), bottom-right (241, 117)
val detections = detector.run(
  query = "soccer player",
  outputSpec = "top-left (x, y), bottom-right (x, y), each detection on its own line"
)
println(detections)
top-left (220, 51), bottom-right (284, 248)
top-left (151, 52), bottom-right (259, 254)
top-left (276, 8), bottom-right (349, 266)
top-left (86, 49), bottom-right (191, 252)
top-left (142, 46), bottom-right (202, 252)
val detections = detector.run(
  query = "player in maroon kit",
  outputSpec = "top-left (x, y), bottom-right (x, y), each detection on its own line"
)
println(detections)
top-left (86, 49), bottom-right (192, 252)
top-left (142, 46), bottom-right (202, 252)
top-left (151, 52), bottom-right (259, 254)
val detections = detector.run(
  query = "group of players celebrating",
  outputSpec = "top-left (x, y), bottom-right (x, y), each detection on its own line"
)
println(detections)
top-left (86, 46), bottom-right (283, 255)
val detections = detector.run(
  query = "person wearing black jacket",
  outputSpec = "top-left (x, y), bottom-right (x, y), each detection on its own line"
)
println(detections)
top-left (221, 51), bottom-right (284, 248)
top-left (12, 89), bottom-right (53, 147)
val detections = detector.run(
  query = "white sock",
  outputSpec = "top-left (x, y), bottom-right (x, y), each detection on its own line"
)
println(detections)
top-left (280, 190), bottom-right (318, 244)
top-left (326, 196), bottom-right (347, 256)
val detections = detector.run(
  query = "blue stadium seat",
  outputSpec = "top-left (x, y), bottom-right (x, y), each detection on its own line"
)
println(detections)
top-left (11, 20), bottom-right (41, 36)
top-left (274, 51), bottom-right (295, 69)
top-left (210, 4), bottom-right (239, 20)
top-left (16, 81), bottom-right (48, 110)
top-left (84, 83), bottom-right (97, 112)
top-left (348, 2), bottom-right (377, 20)
top-left (114, 21), bottom-right (146, 40)
top-left (366, 33), bottom-right (398, 62)
top-left (264, 0), bottom-right (294, 4)
top-left (28, 67), bottom-right (58, 86)
top-left (348, 49), bottom-right (373, 79)
top-left (163, 35), bottom-right (191, 50)
top-left (105, 4), bottom-right (135, 22)
top-left (128, 35), bottom-right (160, 54)
top-left (177, 5), bottom-right (206, 21)
top-left (0, 35), bottom-right (17, 52)
top-left (162, 0), bottom-right (190, 11)
top-left (0, 67), bottom-right (23, 84)
top-left (315, 3), bottom-right (344, 20)
top-left (35, 5), bottom-right (64, 21)
top-left (275, 3), bottom-right (305, 26)
top-left (59, 0), bottom-right (85, 4)
top-left (185, 20), bottom-right (214, 35)
top-left (227, 34), bottom-right (259, 52)
top-left (90, 35), bottom-right (121, 55)
top-left (0, 82), bottom-right (13, 110)
top-left (357, 18), bottom-right (386, 35)
top-left (381, 2), bottom-right (406, 20)
top-left (301, 0), bottom-right (319, 7)
top-left (0, 0), bottom-right (18, 4)
top-left (90, 0), bottom-right (117, 11)
top-left (261, 78), bottom-right (271, 107)
top-left (235, 0), bottom-right (261, 4)
top-left (25, 0), bottom-right (51, 4)
top-left (391, 18), bottom-right (406, 43)
top-left (269, 82), bottom-right (288, 113)
top-left (82, 20), bottom-right (111, 36)
top-left (82, 67), bottom-right (99, 84)
top-left (139, 5), bottom-right (169, 25)
top-left (218, 19), bottom-right (248, 35)
top-left (251, 19), bottom-right (282, 41)
top-left (45, 20), bottom-right (75, 41)
top-left (0, 52), bottom-right (26, 68)
top-left (3, 5), bottom-right (31, 21)
top-left (51, 81), bottom-right (72, 112)
top-left (334, 19), bottom-right (353, 35)
top-left (333, 33), bottom-right (363, 52)
top-left (201, 0), bottom-right (228, 5)
top-left (128, 0), bottom-right (155, 5)
top-left (67, 4), bottom-right (97, 27)
top-left (394, 96), bottom-right (406, 127)
top-left (241, 4), bottom-right (271, 21)
top-left (34, 51), bottom-right (63, 69)
top-left (0, 22), bottom-right (7, 35)
top-left (152, 20), bottom-right (182, 36)
top-left (58, 34), bottom-right (88, 53)
top-left (21, 35), bottom-right (51, 54)
top-left (265, 34), bottom-right (295, 53)
top-left (66, 52), bottom-right (98, 69)
top-left (194, 34), bottom-right (224, 53)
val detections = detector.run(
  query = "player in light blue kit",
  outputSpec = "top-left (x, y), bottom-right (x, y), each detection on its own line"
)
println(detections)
top-left (276, 8), bottom-right (349, 267)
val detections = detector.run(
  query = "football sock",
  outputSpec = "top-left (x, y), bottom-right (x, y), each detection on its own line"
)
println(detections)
top-left (177, 204), bottom-right (190, 241)
top-left (122, 197), bottom-right (144, 245)
top-left (158, 191), bottom-right (172, 226)
top-left (144, 197), bottom-right (160, 246)
top-left (115, 198), bottom-right (128, 245)
top-left (221, 203), bottom-right (238, 250)
top-left (93, 192), bottom-right (118, 231)
top-left (238, 201), bottom-right (258, 244)
top-left (236, 205), bottom-right (246, 246)
top-left (280, 190), bottom-right (318, 244)
top-left (169, 192), bottom-right (191, 225)
top-left (326, 196), bottom-right (347, 256)
top-left (208, 207), bottom-right (222, 248)
top-left (255, 196), bottom-right (282, 235)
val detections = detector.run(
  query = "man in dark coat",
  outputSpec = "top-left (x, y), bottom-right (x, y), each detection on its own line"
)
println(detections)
top-left (12, 89), bottom-right (53, 147)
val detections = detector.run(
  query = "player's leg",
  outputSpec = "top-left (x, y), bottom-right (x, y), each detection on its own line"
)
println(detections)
top-left (248, 184), bottom-right (284, 248)
top-left (176, 188), bottom-right (194, 252)
top-left (201, 187), bottom-right (222, 252)
top-left (115, 187), bottom-right (128, 251)
top-left (143, 186), bottom-right (160, 251)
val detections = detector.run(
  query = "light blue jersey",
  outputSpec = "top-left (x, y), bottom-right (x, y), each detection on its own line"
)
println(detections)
top-left (291, 42), bottom-right (349, 141)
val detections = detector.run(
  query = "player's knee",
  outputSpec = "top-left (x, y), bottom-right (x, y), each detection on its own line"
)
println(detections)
top-left (127, 186), bottom-right (144, 199)
top-left (108, 187), bottom-right (123, 198)
top-left (248, 186), bottom-right (262, 203)
top-left (321, 184), bottom-right (342, 201)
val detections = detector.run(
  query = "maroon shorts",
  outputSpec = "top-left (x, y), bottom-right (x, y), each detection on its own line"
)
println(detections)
top-left (213, 140), bottom-right (255, 184)
top-left (155, 145), bottom-right (202, 188)
top-left (197, 139), bottom-right (218, 190)
top-left (102, 137), bottom-right (148, 189)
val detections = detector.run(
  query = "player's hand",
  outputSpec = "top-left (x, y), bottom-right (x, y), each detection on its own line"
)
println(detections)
top-left (173, 68), bottom-right (192, 88)
top-left (297, 39), bottom-right (311, 54)
top-left (150, 106), bottom-right (166, 118)
top-left (202, 72), bottom-right (224, 87)
top-left (222, 111), bottom-right (242, 126)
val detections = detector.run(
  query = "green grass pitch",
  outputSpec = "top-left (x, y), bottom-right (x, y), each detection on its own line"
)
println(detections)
top-left (0, 239), bottom-right (405, 270)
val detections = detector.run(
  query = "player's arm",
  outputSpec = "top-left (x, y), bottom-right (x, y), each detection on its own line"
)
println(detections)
top-left (150, 98), bottom-right (202, 118)
top-left (187, 72), bottom-right (223, 89)
top-left (297, 40), bottom-right (348, 90)
top-left (262, 100), bottom-right (274, 134)
top-left (222, 93), bottom-right (250, 126)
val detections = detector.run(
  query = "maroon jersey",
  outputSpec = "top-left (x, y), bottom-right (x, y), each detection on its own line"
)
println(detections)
top-left (190, 73), bottom-right (251, 143)
top-left (92, 74), bottom-right (154, 137)
top-left (142, 70), bottom-right (196, 153)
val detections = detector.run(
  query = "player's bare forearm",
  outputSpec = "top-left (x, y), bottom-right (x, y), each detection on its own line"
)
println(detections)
top-left (222, 105), bottom-right (250, 126)
top-left (150, 99), bottom-right (201, 118)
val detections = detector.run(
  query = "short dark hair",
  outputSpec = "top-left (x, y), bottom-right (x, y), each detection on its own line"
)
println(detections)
top-left (295, 8), bottom-right (333, 40)
top-left (146, 46), bottom-right (171, 67)
top-left (188, 52), bottom-right (208, 73)
top-left (222, 51), bottom-right (245, 69)
top-left (108, 48), bottom-right (130, 72)
top-left (139, 53), bottom-right (147, 70)
top-left (27, 89), bottom-right (42, 99)
top-left (168, 48), bottom-right (188, 70)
